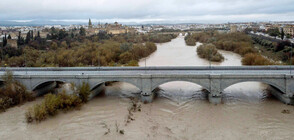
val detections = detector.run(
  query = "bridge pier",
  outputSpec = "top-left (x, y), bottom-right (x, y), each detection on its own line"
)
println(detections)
top-left (208, 94), bottom-right (222, 104)
top-left (140, 74), bottom-right (155, 103)
top-left (273, 94), bottom-right (294, 105)
top-left (209, 75), bottom-right (222, 104)
top-left (140, 92), bottom-right (155, 103)
top-left (268, 85), bottom-right (294, 105)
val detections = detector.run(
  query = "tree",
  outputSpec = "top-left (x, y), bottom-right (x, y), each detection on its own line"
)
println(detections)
top-left (3, 33), bottom-right (7, 47)
top-left (50, 27), bottom-right (57, 34)
top-left (50, 42), bottom-right (58, 50)
top-left (58, 29), bottom-right (67, 40)
top-left (7, 34), bottom-right (11, 39)
top-left (281, 28), bottom-right (285, 40)
top-left (60, 41), bottom-right (68, 48)
top-left (37, 31), bottom-right (40, 38)
top-left (30, 30), bottom-right (34, 40)
top-left (25, 31), bottom-right (31, 44)
top-left (17, 31), bottom-right (24, 46)
top-left (120, 43), bottom-right (132, 52)
top-left (267, 28), bottom-right (280, 38)
top-left (49, 27), bottom-right (58, 40)
top-left (18, 31), bottom-right (21, 40)
top-left (79, 27), bottom-right (86, 36)
top-left (97, 30), bottom-right (109, 40)
top-left (88, 18), bottom-right (92, 28)
top-left (119, 52), bottom-right (133, 64)
top-left (71, 32), bottom-right (75, 38)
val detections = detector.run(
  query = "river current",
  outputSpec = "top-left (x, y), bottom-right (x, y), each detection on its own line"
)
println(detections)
top-left (1, 35), bottom-right (294, 140)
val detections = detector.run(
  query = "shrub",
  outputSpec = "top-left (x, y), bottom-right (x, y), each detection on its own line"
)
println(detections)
top-left (78, 82), bottom-right (91, 103)
top-left (242, 53), bottom-right (273, 65)
top-left (26, 93), bottom-right (83, 123)
top-left (185, 37), bottom-right (196, 46)
top-left (197, 44), bottom-right (224, 62)
top-left (33, 104), bottom-right (48, 122)
top-left (3, 71), bottom-right (14, 84)
top-left (0, 71), bottom-right (35, 112)
top-left (126, 60), bottom-right (139, 66)
top-left (57, 93), bottom-right (82, 111)
top-left (187, 32), bottom-right (256, 57)
top-left (43, 94), bottom-right (60, 116)
top-left (25, 107), bottom-right (34, 123)
top-left (0, 98), bottom-right (9, 112)
top-left (119, 52), bottom-right (133, 64)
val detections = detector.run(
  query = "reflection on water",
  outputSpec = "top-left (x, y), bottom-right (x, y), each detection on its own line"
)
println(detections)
top-left (1, 35), bottom-right (294, 140)
top-left (155, 81), bottom-right (206, 103)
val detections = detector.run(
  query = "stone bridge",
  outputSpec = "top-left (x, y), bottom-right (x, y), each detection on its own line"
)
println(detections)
top-left (0, 66), bottom-right (294, 104)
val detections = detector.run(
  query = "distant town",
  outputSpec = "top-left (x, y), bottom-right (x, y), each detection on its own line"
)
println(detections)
top-left (1, 20), bottom-right (294, 48)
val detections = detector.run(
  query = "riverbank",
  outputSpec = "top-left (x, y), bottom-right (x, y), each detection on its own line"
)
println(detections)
top-left (184, 32), bottom-right (276, 65)
top-left (1, 33), bottom-right (177, 67)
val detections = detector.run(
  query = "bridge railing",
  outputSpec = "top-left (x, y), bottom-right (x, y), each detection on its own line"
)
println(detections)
top-left (0, 66), bottom-right (293, 71)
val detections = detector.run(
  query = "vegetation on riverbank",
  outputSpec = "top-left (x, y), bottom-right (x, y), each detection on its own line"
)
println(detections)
top-left (196, 44), bottom-right (224, 62)
top-left (185, 37), bottom-right (196, 46)
top-left (25, 82), bottom-right (90, 123)
top-left (144, 33), bottom-right (178, 43)
top-left (186, 32), bottom-right (256, 55)
top-left (242, 53), bottom-right (274, 65)
top-left (0, 71), bottom-right (35, 112)
top-left (251, 35), bottom-right (293, 64)
top-left (185, 31), bottom-right (277, 65)
top-left (0, 29), bottom-right (177, 67)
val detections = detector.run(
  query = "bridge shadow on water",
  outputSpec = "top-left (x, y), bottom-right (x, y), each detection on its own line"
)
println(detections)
top-left (31, 81), bottom-right (284, 105)
top-left (99, 81), bottom-right (282, 105)
top-left (154, 81), bottom-right (207, 103)
top-left (93, 81), bottom-right (207, 103)
top-left (102, 81), bottom-right (141, 98)
top-left (221, 82), bottom-right (280, 104)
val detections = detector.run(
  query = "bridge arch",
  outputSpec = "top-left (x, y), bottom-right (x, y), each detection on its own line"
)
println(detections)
top-left (221, 79), bottom-right (286, 94)
top-left (32, 80), bottom-right (67, 91)
top-left (90, 79), bottom-right (142, 91)
top-left (151, 79), bottom-right (210, 92)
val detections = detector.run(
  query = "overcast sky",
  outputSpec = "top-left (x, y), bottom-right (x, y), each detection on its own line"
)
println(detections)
top-left (1, 0), bottom-right (294, 24)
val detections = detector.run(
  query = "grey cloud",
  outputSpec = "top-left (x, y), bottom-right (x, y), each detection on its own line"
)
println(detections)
top-left (0, 0), bottom-right (293, 23)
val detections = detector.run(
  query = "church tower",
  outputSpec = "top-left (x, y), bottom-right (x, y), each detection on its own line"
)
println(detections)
top-left (88, 18), bottom-right (92, 29)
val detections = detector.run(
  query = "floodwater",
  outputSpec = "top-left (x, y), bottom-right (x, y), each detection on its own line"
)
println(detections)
top-left (1, 35), bottom-right (294, 140)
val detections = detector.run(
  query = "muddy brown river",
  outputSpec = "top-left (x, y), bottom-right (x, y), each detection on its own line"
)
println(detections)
top-left (1, 35), bottom-right (294, 140)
